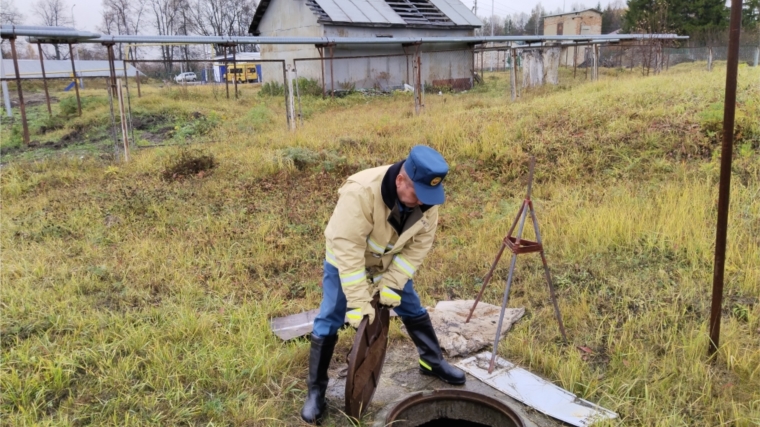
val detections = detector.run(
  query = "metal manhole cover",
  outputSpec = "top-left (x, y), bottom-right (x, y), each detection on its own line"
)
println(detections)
top-left (345, 297), bottom-right (390, 419)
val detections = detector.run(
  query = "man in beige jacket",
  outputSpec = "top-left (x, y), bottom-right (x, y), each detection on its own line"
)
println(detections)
top-left (301, 145), bottom-right (465, 424)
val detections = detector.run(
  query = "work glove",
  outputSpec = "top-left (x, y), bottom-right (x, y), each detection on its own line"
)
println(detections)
top-left (379, 285), bottom-right (402, 308)
top-left (346, 301), bottom-right (375, 329)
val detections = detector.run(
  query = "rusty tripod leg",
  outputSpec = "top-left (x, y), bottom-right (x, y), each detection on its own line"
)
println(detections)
top-left (466, 201), bottom-right (526, 323)
top-left (489, 202), bottom-right (530, 374)
top-left (528, 201), bottom-right (568, 344)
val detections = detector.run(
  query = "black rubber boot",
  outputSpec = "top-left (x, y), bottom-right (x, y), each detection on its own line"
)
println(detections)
top-left (300, 333), bottom-right (338, 425)
top-left (403, 312), bottom-right (466, 385)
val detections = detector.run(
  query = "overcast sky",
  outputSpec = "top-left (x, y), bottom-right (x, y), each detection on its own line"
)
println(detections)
top-left (12, 0), bottom-right (615, 33)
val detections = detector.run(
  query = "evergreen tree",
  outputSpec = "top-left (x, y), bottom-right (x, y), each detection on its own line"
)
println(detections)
top-left (623, 0), bottom-right (728, 35)
top-left (602, 3), bottom-right (625, 34)
top-left (743, 0), bottom-right (760, 28)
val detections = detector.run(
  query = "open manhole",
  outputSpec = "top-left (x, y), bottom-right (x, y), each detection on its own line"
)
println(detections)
top-left (380, 389), bottom-right (524, 427)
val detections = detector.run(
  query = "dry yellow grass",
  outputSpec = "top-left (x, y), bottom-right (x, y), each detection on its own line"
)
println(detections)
top-left (1, 63), bottom-right (759, 426)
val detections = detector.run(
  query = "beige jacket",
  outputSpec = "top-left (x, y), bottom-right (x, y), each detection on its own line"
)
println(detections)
top-left (325, 164), bottom-right (439, 309)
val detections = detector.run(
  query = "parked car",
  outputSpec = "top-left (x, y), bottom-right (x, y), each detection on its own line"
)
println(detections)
top-left (175, 72), bottom-right (197, 83)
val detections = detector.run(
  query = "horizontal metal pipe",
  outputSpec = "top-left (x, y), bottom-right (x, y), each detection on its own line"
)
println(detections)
top-left (20, 32), bottom-right (686, 46)
top-left (1, 25), bottom-right (99, 40)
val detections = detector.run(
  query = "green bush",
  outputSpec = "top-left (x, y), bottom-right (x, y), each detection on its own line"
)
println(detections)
top-left (59, 96), bottom-right (108, 117)
top-left (278, 147), bottom-right (346, 172)
top-left (259, 81), bottom-right (285, 97)
top-left (246, 105), bottom-right (274, 131)
top-left (295, 78), bottom-right (323, 96)
top-left (173, 112), bottom-right (220, 140)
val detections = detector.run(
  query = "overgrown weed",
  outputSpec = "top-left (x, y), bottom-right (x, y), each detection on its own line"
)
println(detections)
top-left (1, 62), bottom-right (758, 426)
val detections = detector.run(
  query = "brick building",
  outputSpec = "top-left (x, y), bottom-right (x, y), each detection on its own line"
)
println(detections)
top-left (543, 9), bottom-right (602, 66)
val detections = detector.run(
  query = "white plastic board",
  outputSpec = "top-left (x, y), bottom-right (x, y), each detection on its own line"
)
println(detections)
top-left (456, 352), bottom-right (618, 427)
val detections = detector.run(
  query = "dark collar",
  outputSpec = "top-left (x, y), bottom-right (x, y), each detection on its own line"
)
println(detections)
top-left (381, 161), bottom-right (431, 235)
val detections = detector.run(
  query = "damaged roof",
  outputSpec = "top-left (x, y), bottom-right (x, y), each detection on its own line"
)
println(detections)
top-left (248, 0), bottom-right (481, 35)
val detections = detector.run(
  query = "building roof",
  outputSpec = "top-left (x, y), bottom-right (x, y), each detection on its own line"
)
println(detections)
top-left (249, 0), bottom-right (481, 35)
top-left (1, 59), bottom-right (143, 79)
top-left (543, 8), bottom-right (601, 19)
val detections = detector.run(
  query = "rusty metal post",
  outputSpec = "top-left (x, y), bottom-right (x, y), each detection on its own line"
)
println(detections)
top-left (223, 45), bottom-right (230, 99)
top-left (407, 45), bottom-right (412, 85)
top-left (232, 44), bottom-right (238, 99)
top-left (105, 44), bottom-right (120, 157)
top-left (329, 44), bottom-right (334, 99)
top-left (123, 58), bottom-right (135, 148)
top-left (37, 43), bottom-right (52, 117)
top-left (573, 42), bottom-right (578, 79)
top-left (281, 61), bottom-right (290, 129)
top-left (708, 0), bottom-right (743, 358)
top-left (116, 78), bottom-right (129, 161)
top-left (8, 37), bottom-right (29, 144)
top-left (510, 48), bottom-right (517, 101)
top-left (132, 47), bottom-right (141, 97)
top-left (317, 46), bottom-right (325, 98)
top-left (68, 43), bottom-right (82, 116)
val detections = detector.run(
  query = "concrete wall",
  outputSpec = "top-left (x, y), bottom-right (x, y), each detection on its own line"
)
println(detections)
top-left (322, 26), bottom-right (475, 90)
top-left (256, 0), bottom-right (323, 85)
top-left (543, 11), bottom-right (602, 66)
top-left (257, 1), bottom-right (475, 90)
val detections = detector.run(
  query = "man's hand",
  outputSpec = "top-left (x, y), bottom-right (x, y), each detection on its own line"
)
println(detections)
top-left (347, 301), bottom-right (375, 328)
top-left (379, 285), bottom-right (402, 308)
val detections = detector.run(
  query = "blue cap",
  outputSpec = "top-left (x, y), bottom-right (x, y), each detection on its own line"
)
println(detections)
top-left (404, 145), bottom-right (449, 205)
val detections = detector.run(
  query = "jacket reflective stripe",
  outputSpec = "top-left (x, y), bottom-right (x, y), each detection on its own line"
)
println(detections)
top-left (372, 274), bottom-right (383, 284)
top-left (367, 237), bottom-right (385, 254)
top-left (381, 286), bottom-right (401, 301)
top-left (340, 269), bottom-right (367, 287)
top-left (325, 248), bottom-right (338, 267)
top-left (392, 254), bottom-right (416, 278)
top-left (347, 308), bottom-right (362, 320)
top-left (386, 243), bottom-right (394, 251)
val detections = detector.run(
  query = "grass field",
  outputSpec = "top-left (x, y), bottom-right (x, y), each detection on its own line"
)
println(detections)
top-left (1, 63), bottom-right (759, 426)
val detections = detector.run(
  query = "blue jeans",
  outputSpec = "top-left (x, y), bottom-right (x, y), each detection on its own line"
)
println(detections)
top-left (312, 260), bottom-right (427, 337)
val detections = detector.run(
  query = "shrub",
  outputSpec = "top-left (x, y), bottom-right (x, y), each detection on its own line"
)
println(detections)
top-left (295, 77), bottom-right (323, 96)
top-left (260, 81), bottom-right (285, 97)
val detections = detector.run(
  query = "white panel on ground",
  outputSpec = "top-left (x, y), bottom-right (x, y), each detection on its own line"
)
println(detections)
top-left (457, 352), bottom-right (618, 427)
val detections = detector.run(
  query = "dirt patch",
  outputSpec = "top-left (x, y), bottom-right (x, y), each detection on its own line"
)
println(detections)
top-left (161, 148), bottom-right (216, 181)
top-left (9, 93), bottom-right (59, 108)
top-left (141, 127), bottom-right (174, 145)
top-left (60, 127), bottom-right (86, 144)
top-left (132, 113), bottom-right (172, 131)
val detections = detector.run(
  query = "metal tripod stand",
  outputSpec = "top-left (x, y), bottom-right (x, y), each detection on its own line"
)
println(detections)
top-left (466, 157), bottom-right (568, 373)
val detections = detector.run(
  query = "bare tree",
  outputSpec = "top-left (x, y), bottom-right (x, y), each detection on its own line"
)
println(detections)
top-left (149, 0), bottom-right (185, 76)
top-left (1, 0), bottom-right (24, 25)
top-left (1, 0), bottom-right (25, 55)
top-left (32, 0), bottom-right (72, 59)
top-left (99, 0), bottom-right (147, 59)
top-left (189, 0), bottom-right (257, 54)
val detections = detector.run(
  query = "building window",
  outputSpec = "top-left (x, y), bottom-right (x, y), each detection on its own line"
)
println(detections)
top-left (557, 22), bottom-right (563, 35)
